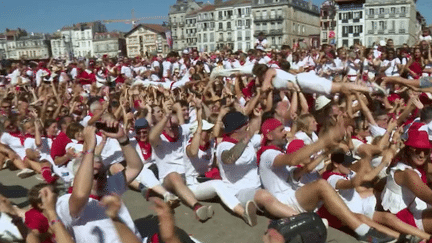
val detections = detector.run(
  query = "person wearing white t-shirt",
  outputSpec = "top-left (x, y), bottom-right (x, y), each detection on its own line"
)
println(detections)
top-left (55, 124), bottom-right (144, 243)
top-left (185, 106), bottom-right (258, 226)
top-left (216, 112), bottom-right (298, 219)
top-left (381, 50), bottom-right (402, 77)
top-left (255, 32), bottom-right (268, 50)
top-left (257, 118), bottom-right (396, 242)
top-left (346, 52), bottom-right (362, 82)
top-left (149, 103), bottom-right (214, 222)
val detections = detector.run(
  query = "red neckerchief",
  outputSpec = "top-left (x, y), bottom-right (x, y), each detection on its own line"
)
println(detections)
top-left (162, 131), bottom-right (179, 143)
top-left (188, 137), bottom-right (210, 151)
top-left (68, 187), bottom-right (102, 201)
top-left (351, 135), bottom-right (367, 144)
top-left (44, 134), bottom-right (57, 140)
top-left (256, 145), bottom-right (283, 166)
top-left (137, 140), bottom-right (152, 161)
top-left (221, 135), bottom-right (238, 144)
top-left (8, 131), bottom-right (28, 146)
top-left (322, 170), bottom-right (348, 180)
top-left (240, 60), bottom-right (246, 66)
top-left (88, 112), bottom-right (94, 117)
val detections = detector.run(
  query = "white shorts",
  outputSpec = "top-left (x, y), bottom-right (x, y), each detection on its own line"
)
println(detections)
top-left (361, 196), bottom-right (377, 219)
top-left (276, 191), bottom-right (307, 213)
top-left (296, 72), bottom-right (332, 95)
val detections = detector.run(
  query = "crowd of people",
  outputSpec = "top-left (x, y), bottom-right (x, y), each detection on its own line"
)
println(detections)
top-left (1, 30), bottom-right (432, 243)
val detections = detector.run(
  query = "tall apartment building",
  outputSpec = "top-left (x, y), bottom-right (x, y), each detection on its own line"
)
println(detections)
top-left (0, 28), bottom-right (27, 59)
top-left (55, 21), bottom-right (107, 58)
top-left (169, 0), bottom-right (204, 51)
top-left (252, 0), bottom-right (320, 49)
top-left (335, 0), bottom-right (366, 48)
top-left (194, 5), bottom-right (217, 52)
top-left (214, 0), bottom-right (253, 51)
top-left (364, 0), bottom-right (421, 47)
top-left (15, 34), bottom-right (51, 59)
top-left (320, 0), bottom-right (337, 46)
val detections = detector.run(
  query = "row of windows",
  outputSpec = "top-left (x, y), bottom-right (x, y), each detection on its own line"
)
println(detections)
top-left (368, 6), bottom-right (407, 15)
top-left (198, 31), bottom-right (253, 42)
top-left (256, 22), bottom-right (283, 31)
top-left (255, 9), bottom-right (283, 18)
top-left (369, 20), bottom-right (406, 31)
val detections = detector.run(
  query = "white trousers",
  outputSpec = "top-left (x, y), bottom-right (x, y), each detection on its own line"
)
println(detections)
top-left (189, 180), bottom-right (240, 210)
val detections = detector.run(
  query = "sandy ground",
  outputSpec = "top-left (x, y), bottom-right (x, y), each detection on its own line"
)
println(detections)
top-left (0, 169), bottom-right (360, 243)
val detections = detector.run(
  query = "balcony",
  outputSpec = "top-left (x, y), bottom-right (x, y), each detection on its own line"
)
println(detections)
top-left (342, 19), bottom-right (348, 23)
top-left (238, 37), bottom-right (242, 41)
top-left (227, 37), bottom-right (232, 41)
top-left (218, 38), bottom-right (224, 42)
top-left (367, 14), bottom-right (374, 19)
top-left (400, 12), bottom-right (406, 17)
top-left (353, 19), bottom-right (360, 23)
top-left (179, 23), bottom-right (185, 27)
top-left (268, 29), bottom-right (283, 35)
top-left (367, 29), bottom-right (374, 34)
top-left (171, 23), bottom-right (177, 27)
top-left (245, 37), bottom-right (251, 40)
top-left (388, 29), bottom-right (396, 33)
top-left (353, 33), bottom-right (360, 37)
top-left (389, 13), bottom-right (395, 17)
top-left (378, 30), bottom-right (384, 34)
top-left (378, 14), bottom-right (385, 18)
top-left (399, 29), bottom-right (406, 33)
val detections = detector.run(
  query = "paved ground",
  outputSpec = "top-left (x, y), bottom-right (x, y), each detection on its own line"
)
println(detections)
top-left (0, 169), bottom-right (360, 243)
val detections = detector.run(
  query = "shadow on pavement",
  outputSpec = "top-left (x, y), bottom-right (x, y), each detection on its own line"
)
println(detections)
top-left (134, 215), bottom-right (195, 243)
top-left (0, 184), bottom-right (28, 199)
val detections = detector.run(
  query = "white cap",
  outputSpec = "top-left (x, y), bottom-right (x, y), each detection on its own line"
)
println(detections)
top-left (379, 40), bottom-right (386, 46)
top-left (189, 120), bottom-right (215, 134)
top-left (315, 95), bottom-right (331, 111)
top-left (183, 49), bottom-right (189, 55)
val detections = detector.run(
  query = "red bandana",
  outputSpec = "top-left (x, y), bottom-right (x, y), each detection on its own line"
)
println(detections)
top-left (322, 171), bottom-right (348, 180)
top-left (221, 135), bottom-right (238, 144)
top-left (162, 131), bottom-right (179, 143)
top-left (137, 140), bottom-right (152, 161)
top-left (68, 187), bottom-right (102, 200)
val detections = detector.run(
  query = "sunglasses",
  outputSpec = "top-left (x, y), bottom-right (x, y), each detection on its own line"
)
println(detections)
top-left (409, 147), bottom-right (431, 155)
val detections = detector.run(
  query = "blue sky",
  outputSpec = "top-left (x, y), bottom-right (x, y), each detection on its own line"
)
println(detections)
top-left (0, 0), bottom-right (431, 34)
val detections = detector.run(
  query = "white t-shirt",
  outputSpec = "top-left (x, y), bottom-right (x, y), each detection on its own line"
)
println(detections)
top-left (121, 66), bottom-right (133, 79)
top-left (382, 59), bottom-right (401, 76)
top-left (162, 61), bottom-right (172, 78)
top-left (152, 124), bottom-right (190, 179)
top-left (56, 173), bottom-right (140, 243)
top-left (326, 171), bottom-right (364, 215)
top-left (259, 149), bottom-right (296, 202)
top-left (215, 134), bottom-right (261, 192)
top-left (184, 140), bottom-right (214, 186)
top-left (1, 132), bottom-right (26, 160)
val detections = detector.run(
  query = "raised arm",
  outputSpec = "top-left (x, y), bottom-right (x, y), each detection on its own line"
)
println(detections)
top-left (69, 126), bottom-right (97, 218)
top-left (149, 101), bottom-right (172, 147)
top-left (102, 122), bottom-right (144, 184)
top-left (186, 106), bottom-right (203, 158)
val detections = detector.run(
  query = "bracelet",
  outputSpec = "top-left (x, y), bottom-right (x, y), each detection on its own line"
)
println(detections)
top-left (49, 219), bottom-right (61, 226)
top-left (118, 137), bottom-right (130, 146)
top-left (84, 149), bottom-right (94, 155)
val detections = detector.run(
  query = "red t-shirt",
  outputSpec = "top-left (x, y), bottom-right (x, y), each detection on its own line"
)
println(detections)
top-left (24, 208), bottom-right (54, 243)
top-left (50, 132), bottom-right (72, 162)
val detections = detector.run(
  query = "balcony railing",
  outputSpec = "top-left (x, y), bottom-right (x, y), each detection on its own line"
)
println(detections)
top-left (367, 14), bottom-right (374, 19)
top-left (378, 14), bottom-right (385, 18)
top-left (400, 12), bottom-right (406, 17)
top-left (399, 29), bottom-right (406, 33)
top-left (378, 30), bottom-right (384, 34)
top-left (389, 13), bottom-right (395, 17)
top-left (388, 29), bottom-right (396, 33)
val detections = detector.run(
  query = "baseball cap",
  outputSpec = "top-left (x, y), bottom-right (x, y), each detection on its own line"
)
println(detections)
top-left (189, 120), bottom-right (215, 134)
top-left (331, 149), bottom-right (356, 166)
top-left (135, 118), bottom-right (150, 130)
top-left (222, 111), bottom-right (248, 134)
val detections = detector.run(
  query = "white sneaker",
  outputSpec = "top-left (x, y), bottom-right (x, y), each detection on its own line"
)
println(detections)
top-left (17, 168), bottom-right (35, 179)
top-left (163, 193), bottom-right (180, 208)
top-left (242, 200), bottom-right (258, 227)
top-left (195, 205), bottom-right (214, 222)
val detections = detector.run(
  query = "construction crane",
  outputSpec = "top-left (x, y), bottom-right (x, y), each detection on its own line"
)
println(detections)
top-left (102, 9), bottom-right (168, 27)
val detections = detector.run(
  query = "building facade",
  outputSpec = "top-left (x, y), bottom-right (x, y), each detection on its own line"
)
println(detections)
top-left (15, 34), bottom-right (51, 59)
top-left (364, 0), bottom-right (419, 47)
top-left (125, 24), bottom-right (170, 57)
top-left (194, 5), bottom-right (216, 52)
top-left (252, 0), bottom-right (320, 50)
top-left (56, 21), bottom-right (107, 58)
top-left (93, 32), bottom-right (126, 57)
top-left (169, 0), bottom-right (204, 51)
top-left (0, 28), bottom-right (27, 59)
top-left (214, 0), bottom-right (253, 51)
top-left (335, 0), bottom-right (365, 48)
top-left (320, 0), bottom-right (337, 45)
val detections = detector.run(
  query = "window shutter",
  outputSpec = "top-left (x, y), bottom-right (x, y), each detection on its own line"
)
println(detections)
top-left (359, 11), bottom-right (363, 18)
top-left (360, 25), bottom-right (363, 33)
top-left (349, 26), bottom-right (353, 33)
top-left (339, 13), bottom-right (342, 19)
